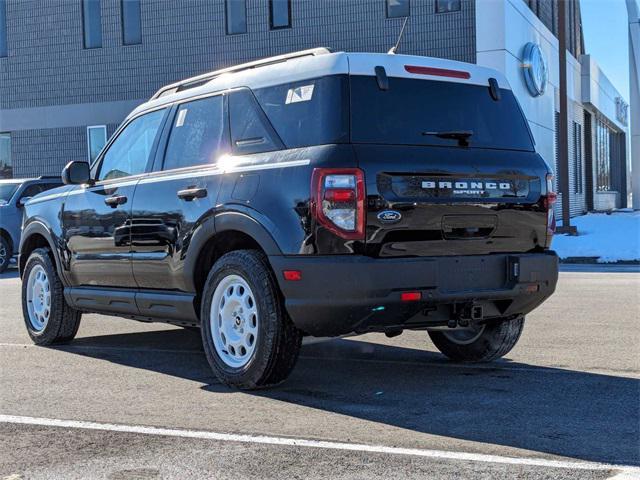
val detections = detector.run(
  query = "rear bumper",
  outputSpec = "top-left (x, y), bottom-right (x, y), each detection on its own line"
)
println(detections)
top-left (269, 252), bottom-right (558, 336)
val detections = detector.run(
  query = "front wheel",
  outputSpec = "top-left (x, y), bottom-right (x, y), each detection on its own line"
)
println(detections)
top-left (428, 317), bottom-right (524, 363)
top-left (21, 248), bottom-right (82, 344)
top-left (201, 250), bottom-right (302, 389)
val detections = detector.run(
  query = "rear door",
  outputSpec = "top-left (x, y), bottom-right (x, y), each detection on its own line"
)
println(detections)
top-left (349, 72), bottom-right (551, 257)
top-left (130, 93), bottom-right (229, 291)
top-left (63, 108), bottom-right (167, 287)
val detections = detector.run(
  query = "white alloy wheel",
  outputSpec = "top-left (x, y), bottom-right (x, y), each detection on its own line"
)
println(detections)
top-left (26, 264), bottom-right (51, 332)
top-left (210, 274), bottom-right (259, 368)
top-left (442, 323), bottom-right (486, 345)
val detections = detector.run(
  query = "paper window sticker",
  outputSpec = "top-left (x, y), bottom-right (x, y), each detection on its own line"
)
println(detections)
top-left (285, 84), bottom-right (315, 104)
top-left (175, 108), bottom-right (188, 127)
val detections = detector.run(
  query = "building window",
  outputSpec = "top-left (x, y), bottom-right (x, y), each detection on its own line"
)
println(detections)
top-left (0, 133), bottom-right (11, 179)
top-left (82, 0), bottom-right (102, 49)
top-left (0, 0), bottom-right (7, 57)
top-left (87, 126), bottom-right (107, 164)
top-left (386, 0), bottom-right (409, 18)
top-left (436, 0), bottom-right (461, 13)
top-left (226, 0), bottom-right (247, 35)
top-left (121, 0), bottom-right (142, 45)
top-left (270, 0), bottom-right (291, 29)
top-left (573, 121), bottom-right (583, 194)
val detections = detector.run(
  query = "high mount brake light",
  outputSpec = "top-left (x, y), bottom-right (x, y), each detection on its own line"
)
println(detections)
top-left (311, 168), bottom-right (365, 240)
top-left (404, 65), bottom-right (471, 80)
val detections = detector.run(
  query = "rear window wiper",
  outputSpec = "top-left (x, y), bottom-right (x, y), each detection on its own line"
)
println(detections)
top-left (422, 130), bottom-right (473, 146)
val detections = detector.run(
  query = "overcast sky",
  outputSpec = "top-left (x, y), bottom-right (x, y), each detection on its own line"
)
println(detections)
top-left (581, 0), bottom-right (632, 101)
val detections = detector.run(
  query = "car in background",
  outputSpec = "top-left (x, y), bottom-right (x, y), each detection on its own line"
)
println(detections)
top-left (0, 177), bottom-right (63, 273)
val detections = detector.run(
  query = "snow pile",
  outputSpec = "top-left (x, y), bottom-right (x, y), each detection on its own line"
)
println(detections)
top-left (552, 211), bottom-right (640, 263)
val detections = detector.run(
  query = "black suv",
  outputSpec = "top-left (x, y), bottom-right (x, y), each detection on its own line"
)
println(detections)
top-left (19, 49), bottom-right (558, 389)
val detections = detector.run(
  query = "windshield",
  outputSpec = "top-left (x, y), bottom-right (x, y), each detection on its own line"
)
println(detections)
top-left (0, 183), bottom-right (19, 205)
top-left (350, 75), bottom-right (534, 151)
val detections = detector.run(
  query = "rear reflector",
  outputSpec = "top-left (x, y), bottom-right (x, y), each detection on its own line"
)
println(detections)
top-left (401, 292), bottom-right (422, 302)
top-left (404, 65), bottom-right (471, 79)
top-left (324, 188), bottom-right (356, 202)
top-left (283, 270), bottom-right (302, 281)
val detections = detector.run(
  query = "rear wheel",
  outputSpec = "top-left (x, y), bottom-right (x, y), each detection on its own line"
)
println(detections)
top-left (21, 248), bottom-right (82, 344)
top-left (428, 317), bottom-right (524, 362)
top-left (0, 236), bottom-right (10, 273)
top-left (201, 250), bottom-right (302, 389)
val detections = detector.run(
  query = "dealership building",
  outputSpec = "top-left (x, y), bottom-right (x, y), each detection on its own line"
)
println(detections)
top-left (0, 0), bottom-right (631, 216)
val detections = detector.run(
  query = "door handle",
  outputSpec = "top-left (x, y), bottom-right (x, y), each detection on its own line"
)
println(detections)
top-left (104, 195), bottom-right (127, 208)
top-left (177, 187), bottom-right (207, 201)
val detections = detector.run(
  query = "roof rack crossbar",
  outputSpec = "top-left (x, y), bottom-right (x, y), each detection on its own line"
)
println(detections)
top-left (150, 47), bottom-right (332, 100)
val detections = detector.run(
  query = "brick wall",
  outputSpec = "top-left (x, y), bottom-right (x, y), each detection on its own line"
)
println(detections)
top-left (1, 0), bottom-right (476, 110)
top-left (1, 0), bottom-right (476, 177)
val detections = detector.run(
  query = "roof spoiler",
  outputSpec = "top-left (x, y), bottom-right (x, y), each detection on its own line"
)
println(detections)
top-left (150, 47), bottom-right (333, 100)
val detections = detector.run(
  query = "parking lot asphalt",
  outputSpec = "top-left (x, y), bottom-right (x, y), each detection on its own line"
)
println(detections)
top-left (0, 267), bottom-right (639, 479)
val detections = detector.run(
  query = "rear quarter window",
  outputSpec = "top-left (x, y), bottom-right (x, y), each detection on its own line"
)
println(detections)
top-left (253, 75), bottom-right (349, 148)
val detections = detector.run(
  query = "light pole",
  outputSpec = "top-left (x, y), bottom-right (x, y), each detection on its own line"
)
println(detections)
top-left (556, 0), bottom-right (577, 234)
top-left (627, 0), bottom-right (640, 209)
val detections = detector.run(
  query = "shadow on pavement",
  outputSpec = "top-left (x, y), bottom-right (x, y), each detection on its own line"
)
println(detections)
top-left (51, 327), bottom-right (639, 467)
top-left (0, 268), bottom-right (20, 280)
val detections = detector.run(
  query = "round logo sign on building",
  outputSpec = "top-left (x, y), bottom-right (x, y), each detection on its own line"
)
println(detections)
top-left (522, 42), bottom-right (548, 97)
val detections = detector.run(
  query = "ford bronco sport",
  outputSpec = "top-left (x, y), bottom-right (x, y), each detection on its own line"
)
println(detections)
top-left (19, 49), bottom-right (558, 389)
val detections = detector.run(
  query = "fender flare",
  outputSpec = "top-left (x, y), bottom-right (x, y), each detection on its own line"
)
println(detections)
top-left (183, 208), bottom-right (282, 291)
top-left (19, 221), bottom-right (65, 281)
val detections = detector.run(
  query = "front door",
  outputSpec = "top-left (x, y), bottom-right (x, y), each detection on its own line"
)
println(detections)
top-left (62, 108), bottom-right (167, 287)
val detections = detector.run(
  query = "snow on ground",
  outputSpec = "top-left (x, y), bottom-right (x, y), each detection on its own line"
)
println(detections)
top-left (552, 210), bottom-right (640, 263)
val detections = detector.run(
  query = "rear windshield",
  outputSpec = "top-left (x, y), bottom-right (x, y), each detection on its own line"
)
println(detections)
top-left (350, 75), bottom-right (534, 151)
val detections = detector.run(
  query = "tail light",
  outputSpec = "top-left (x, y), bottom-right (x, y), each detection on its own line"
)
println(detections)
top-left (543, 173), bottom-right (557, 237)
top-left (311, 168), bottom-right (365, 240)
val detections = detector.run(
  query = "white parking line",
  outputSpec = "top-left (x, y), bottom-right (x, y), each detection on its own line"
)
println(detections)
top-left (0, 414), bottom-right (638, 474)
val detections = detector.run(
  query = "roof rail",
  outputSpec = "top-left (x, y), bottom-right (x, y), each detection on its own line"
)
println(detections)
top-left (150, 47), bottom-right (332, 100)
top-left (37, 175), bottom-right (62, 180)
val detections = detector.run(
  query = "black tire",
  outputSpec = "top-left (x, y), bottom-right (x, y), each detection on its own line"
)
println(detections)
top-left (428, 317), bottom-right (525, 363)
top-left (21, 248), bottom-right (82, 345)
top-left (201, 250), bottom-right (302, 390)
top-left (0, 235), bottom-right (10, 273)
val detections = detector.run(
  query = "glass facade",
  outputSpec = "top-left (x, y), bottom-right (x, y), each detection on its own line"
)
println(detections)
top-left (594, 115), bottom-right (612, 192)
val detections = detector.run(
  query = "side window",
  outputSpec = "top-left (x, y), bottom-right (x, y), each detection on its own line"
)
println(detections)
top-left (163, 95), bottom-right (227, 171)
top-left (98, 109), bottom-right (165, 181)
top-left (229, 89), bottom-right (282, 155)
top-left (253, 75), bottom-right (349, 148)
top-left (20, 184), bottom-right (45, 198)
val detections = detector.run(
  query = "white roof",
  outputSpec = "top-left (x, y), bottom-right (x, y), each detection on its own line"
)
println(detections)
top-left (129, 51), bottom-right (511, 120)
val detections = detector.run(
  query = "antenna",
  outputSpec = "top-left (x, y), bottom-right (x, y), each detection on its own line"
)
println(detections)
top-left (387, 17), bottom-right (409, 55)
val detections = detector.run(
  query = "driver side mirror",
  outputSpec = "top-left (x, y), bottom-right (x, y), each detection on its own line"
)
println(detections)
top-left (62, 161), bottom-right (92, 185)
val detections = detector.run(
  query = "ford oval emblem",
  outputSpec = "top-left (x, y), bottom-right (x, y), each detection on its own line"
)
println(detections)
top-left (377, 210), bottom-right (402, 224)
